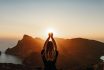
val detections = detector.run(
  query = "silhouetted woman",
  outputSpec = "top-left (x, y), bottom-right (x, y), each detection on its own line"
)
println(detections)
top-left (41, 33), bottom-right (58, 70)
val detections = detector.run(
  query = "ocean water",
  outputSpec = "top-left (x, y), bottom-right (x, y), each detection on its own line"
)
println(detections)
top-left (0, 39), bottom-right (22, 64)
top-left (0, 52), bottom-right (22, 64)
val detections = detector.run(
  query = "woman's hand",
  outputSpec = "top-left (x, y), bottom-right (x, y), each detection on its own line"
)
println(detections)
top-left (50, 33), bottom-right (53, 38)
top-left (48, 32), bottom-right (53, 38)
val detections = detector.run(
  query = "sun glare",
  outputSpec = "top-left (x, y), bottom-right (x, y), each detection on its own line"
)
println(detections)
top-left (45, 28), bottom-right (57, 38)
top-left (47, 28), bottom-right (55, 34)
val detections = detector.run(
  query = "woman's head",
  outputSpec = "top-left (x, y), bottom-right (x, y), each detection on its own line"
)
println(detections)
top-left (47, 41), bottom-right (53, 51)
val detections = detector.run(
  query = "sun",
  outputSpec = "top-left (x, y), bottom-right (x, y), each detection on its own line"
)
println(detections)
top-left (45, 28), bottom-right (57, 37)
top-left (47, 28), bottom-right (55, 34)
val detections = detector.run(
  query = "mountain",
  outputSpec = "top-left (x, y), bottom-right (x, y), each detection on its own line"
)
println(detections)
top-left (5, 35), bottom-right (104, 70)
top-left (6, 35), bottom-right (44, 58)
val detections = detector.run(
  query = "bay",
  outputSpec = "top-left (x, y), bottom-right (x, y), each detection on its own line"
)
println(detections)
top-left (0, 52), bottom-right (22, 64)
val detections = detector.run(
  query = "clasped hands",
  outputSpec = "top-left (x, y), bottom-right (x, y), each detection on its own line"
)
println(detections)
top-left (48, 32), bottom-right (53, 38)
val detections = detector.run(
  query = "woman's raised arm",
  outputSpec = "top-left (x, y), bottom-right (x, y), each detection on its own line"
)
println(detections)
top-left (51, 35), bottom-right (57, 50)
top-left (43, 36), bottom-right (50, 50)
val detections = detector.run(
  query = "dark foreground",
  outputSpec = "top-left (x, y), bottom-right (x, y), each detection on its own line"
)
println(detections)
top-left (0, 63), bottom-right (104, 70)
top-left (0, 63), bottom-right (43, 70)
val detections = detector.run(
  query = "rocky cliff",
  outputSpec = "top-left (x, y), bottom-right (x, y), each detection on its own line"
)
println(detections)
top-left (6, 35), bottom-right (44, 58)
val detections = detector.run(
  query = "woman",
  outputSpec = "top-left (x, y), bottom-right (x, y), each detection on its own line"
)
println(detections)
top-left (41, 33), bottom-right (58, 70)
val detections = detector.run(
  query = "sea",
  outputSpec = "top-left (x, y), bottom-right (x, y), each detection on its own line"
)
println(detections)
top-left (0, 39), bottom-right (22, 64)
top-left (0, 51), bottom-right (22, 64)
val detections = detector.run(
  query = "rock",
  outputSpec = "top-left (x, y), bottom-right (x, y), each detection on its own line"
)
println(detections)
top-left (0, 63), bottom-right (42, 70)
top-left (0, 51), bottom-right (1, 55)
top-left (6, 34), bottom-right (44, 58)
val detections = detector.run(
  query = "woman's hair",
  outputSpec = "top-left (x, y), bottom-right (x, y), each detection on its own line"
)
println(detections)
top-left (45, 41), bottom-right (56, 61)
top-left (47, 41), bottom-right (53, 50)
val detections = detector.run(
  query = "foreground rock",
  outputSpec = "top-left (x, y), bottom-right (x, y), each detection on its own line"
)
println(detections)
top-left (0, 51), bottom-right (1, 55)
top-left (0, 62), bottom-right (104, 70)
top-left (0, 63), bottom-right (42, 70)
top-left (5, 35), bottom-right (104, 69)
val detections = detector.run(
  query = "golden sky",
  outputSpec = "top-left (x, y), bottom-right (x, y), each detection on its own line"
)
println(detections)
top-left (0, 0), bottom-right (104, 42)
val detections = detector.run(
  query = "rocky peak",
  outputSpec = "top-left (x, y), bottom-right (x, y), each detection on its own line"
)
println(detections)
top-left (22, 35), bottom-right (33, 41)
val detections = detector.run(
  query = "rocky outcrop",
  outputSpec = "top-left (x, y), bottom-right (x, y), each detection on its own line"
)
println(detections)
top-left (5, 35), bottom-right (104, 69)
top-left (6, 35), bottom-right (44, 58)
top-left (55, 38), bottom-right (104, 69)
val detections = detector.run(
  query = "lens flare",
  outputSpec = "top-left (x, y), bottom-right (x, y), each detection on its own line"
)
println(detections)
top-left (47, 28), bottom-right (55, 34)
top-left (44, 28), bottom-right (58, 38)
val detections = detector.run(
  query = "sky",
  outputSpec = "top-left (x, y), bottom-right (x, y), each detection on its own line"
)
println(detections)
top-left (0, 0), bottom-right (104, 42)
